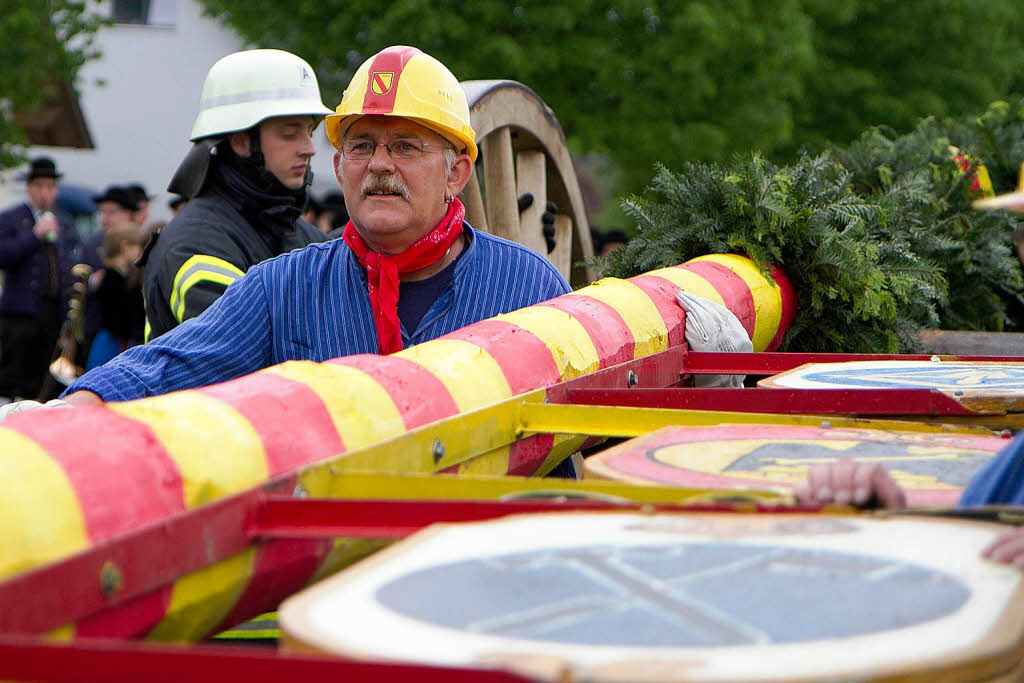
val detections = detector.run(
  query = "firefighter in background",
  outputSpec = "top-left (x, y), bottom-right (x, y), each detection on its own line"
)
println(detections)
top-left (140, 48), bottom-right (331, 341)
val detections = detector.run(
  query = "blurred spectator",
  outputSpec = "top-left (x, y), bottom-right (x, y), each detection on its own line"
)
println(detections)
top-left (301, 195), bottom-right (321, 226)
top-left (125, 183), bottom-right (152, 226)
top-left (0, 158), bottom-right (78, 402)
top-left (83, 185), bottom-right (140, 269)
top-left (593, 228), bottom-right (629, 258)
top-left (168, 195), bottom-right (188, 216)
top-left (79, 186), bottom-right (141, 362)
top-left (86, 224), bottom-right (146, 369)
top-left (321, 191), bottom-right (349, 237)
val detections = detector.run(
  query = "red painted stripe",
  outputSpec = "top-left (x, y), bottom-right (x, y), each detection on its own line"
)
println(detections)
top-left (8, 406), bottom-right (184, 637)
top-left (9, 406), bottom-right (185, 542)
top-left (442, 320), bottom-right (562, 394)
top-left (507, 434), bottom-right (556, 476)
top-left (200, 373), bottom-right (344, 476)
top-left (360, 46), bottom-right (421, 115)
top-left (675, 261), bottom-right (757, 339)
top-left (628, 275), bottom-right (688, 348)
top-left (213, 538), bottom-right (333, 635)
top-left (77, 589), bottom-right (174, 638)
top-left (768, 265), bottom-right (797, 351)
top-left (331, 354), bottom-right (459, 428)
top-left (538, 296), bottom-right (635, 369)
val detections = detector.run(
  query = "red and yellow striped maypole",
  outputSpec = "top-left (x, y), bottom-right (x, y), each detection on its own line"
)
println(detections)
top-left (0, 255), bottom-right (794, 641)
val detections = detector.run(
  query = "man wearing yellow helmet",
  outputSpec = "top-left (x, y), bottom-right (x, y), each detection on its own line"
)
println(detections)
top-left (139, 49), bottom-right (332, 341)
top-left (44, 47), bottom-right (571, 427)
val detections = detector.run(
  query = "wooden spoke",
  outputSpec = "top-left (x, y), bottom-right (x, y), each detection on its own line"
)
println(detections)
top-left (462, 80), bottom-right (596, 286)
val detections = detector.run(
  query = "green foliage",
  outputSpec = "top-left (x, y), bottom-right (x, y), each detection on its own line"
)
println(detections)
top-left (198, 0), bottom-right (818, 192)
top-left (608, 100), bottom-right (1024, 351)
top-left (606, 153), bottom-right (945, 352)
top-left (836, 114), bottom-right (1024, 332)
top-left (0, 1), bottom-right (104, 168)
top-left (199, 0), bottom-right (1024, 200)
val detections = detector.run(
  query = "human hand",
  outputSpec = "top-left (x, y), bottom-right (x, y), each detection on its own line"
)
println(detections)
top-left (0, 398), bottom-right (70, 421)
top-left (982, 528), bottom-right (1024, 569)
top-left (33, 211), bottom-right (58, 241)
top-left (676, 291), bottom-right (752, 387)
top-left (793, 457), bottom-right (908, 509)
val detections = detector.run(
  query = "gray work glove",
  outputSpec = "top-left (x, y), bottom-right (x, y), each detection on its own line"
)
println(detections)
top-left (0, 398), bottom-right (70, 421)
top-left (676, 291), bottom-right (753, 387)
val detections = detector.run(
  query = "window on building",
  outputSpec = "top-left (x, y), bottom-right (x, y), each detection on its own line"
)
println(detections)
top-left (112, 0), bottom-right (175, 27)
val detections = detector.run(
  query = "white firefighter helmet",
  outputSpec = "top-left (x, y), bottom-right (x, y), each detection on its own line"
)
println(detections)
top-left (189, 49), bottom-right (333, 141)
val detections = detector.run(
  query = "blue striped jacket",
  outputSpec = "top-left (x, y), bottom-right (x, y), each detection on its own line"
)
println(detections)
top-left (68, 225), bottom-right (570, 402)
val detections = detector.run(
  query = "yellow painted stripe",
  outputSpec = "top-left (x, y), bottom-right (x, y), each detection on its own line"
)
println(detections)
top-left (266, 361), bottom-right (406, 449)
top-left (109, 392), bottom-right (269, 508)
top-left (397, 339), bottom-right (512, 412)
top-left (568, 278), bottom-right (669, 359)
top-left (0, 429), bottom-right (89, 580)
top-left (308, 538), bottom-right (392, 586)
top-left (536, 435), bottom-right (588, 476)
top-left (458, 445), bottom-right (511, 475)
top-left (692, 254), bottom-right (782, 351)
top-left (645, 266), bottom-right (726, 306)
top-left (146, 547), bottom-right (257, 643)
top-left (493, 307), bottom-right (600, 381)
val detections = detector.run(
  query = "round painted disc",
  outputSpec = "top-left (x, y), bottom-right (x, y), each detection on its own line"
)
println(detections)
top-left (759, 361), bottom-right (1024, 409)
top-left (583, 425), bottom-right (1003, 506)
top-left (280, 512), bottom-right (1023, 682)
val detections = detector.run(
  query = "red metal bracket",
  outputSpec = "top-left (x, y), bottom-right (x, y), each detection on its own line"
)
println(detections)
top-left (680, 351), bottom-right (1024, 375)
top-left (0, 634), bottom-right (536, 683)
top-left (565, 387), bottom-right (978, 416)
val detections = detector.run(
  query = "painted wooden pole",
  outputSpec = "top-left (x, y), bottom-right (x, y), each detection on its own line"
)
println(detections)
top-left (0, 255), bottom-right (794, 641)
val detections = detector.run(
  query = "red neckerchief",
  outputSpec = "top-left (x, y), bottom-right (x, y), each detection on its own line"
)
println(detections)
top-left (343, 198), bottom-right (465, 354)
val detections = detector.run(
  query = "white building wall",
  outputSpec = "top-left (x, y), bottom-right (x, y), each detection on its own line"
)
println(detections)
top-left (1, 0), bottom-right (340, 223)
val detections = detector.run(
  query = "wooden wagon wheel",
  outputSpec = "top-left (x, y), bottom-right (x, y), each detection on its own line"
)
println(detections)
top-left (460, 80), bottom-right (597, 287)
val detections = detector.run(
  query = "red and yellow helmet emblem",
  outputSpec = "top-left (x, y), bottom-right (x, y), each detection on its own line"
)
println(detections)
top-left (370, 71), bottom-right (394, 96)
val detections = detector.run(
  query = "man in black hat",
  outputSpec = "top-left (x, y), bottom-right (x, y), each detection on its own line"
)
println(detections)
top-left (0, 157), bottom-right (78, 402)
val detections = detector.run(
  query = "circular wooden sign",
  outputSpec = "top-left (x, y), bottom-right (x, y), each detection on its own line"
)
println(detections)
top-left (759, 361), bottom-right (1024, 413)
top-left (280, 512), bottom-right (1024, 681)
top-left (583, 424), bottom-right (1003, 506)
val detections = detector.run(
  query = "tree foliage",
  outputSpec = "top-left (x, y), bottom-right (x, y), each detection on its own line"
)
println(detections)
top-left (200, 0), bottom-right (1024, 196)
top-left (605, 154), bottom-right (946, 352)
top-left (0, 1), bottom-right (104, 169)
top-left (605, 101), bottom-right (1024, 351)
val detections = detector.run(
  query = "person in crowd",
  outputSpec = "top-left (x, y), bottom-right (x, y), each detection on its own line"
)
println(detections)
top-left (794, 432), bottom-right (1024, 567)
top-left (320, 191), bottom-right (350, 236)
top-left (0, 158), bottom-right (78, 402)
top-left (78, 185), bottom-right (141, 360)
top-left (85, 224), bottom-right (146, 369)
top-left (300, 194), bottom-right (322, 228)
top-left (593, 228), bottom-right (629, 258)
top-left (125, 184), bottom-right (152, 226)
top-left (140, 48), bottom-right (330, 342)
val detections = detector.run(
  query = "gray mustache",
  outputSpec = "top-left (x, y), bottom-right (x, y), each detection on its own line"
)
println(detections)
top-left (361, 172), bottom-right (410, 200)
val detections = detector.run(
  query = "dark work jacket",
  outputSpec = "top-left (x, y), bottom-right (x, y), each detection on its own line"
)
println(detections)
top-left (0, 202), bottom-right (77, 317)
top-left (141, 184), bottom-right (325, 341)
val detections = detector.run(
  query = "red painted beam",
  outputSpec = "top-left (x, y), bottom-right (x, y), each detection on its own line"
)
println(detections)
top-left (0, 489), bottom-right (262, 635)
top-left (246, 497), bottom-right (821, 540)
top-left (0, 635), bottom-right (536, 683)
top-left (1, 493), bottom-right (824, 637)
top-left (565, 387), bottom-right (978, 416)
top-left (681, 351), bottom-right (1024, 375)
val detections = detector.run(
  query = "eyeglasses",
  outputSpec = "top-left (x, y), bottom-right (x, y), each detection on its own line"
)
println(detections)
top-left (341, 138), bottom-right (440, 161)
